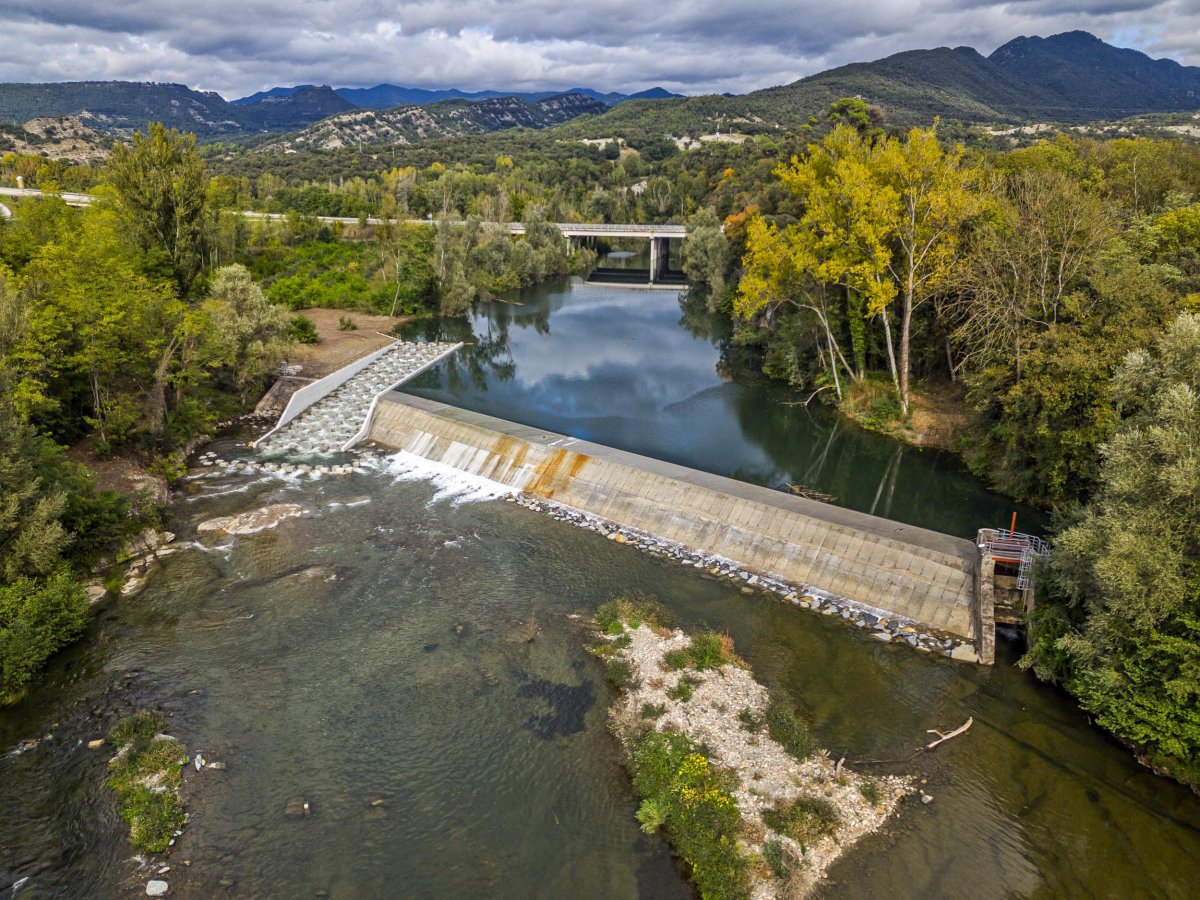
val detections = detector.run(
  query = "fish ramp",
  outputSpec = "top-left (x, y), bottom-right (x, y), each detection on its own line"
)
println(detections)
top-left (367, 393), bottom-right (986, 659)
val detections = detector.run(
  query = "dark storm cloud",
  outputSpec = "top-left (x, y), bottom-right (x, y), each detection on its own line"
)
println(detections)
top-left (0, 0), bottom-right (1196, 98)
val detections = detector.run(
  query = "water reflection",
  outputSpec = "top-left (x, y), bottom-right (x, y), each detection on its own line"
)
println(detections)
top-left (402, 276), bottom-right (1043, 539)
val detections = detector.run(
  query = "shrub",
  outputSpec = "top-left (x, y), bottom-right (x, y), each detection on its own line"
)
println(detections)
top-left (668, 675), bottom-right (699, 702)
top-left (761, 838), bottom-right (788, 878)
top-left (636, 797), bottom-right (669, 834)
top-left (858, 781), bottom-right (882, 807)
top-left (641, 702), bottom-right (667, 719)
top-left (737, 707), bottom-right (765, 733)
top-left (605, 619), bottom-right (625, 636)
top-left (762, 795), bottom-right (839, 845)
top-left (613, 633), bottom-right (632, 649)
top-left (0, 571), bottom-right (89, 701)
top-left (606, 658), bottom-right (636, 690)
top-left (337, 315), bottom-right (358, 331)
top-left (663, 649), bottom-right (690, 671)
top-left (290, 314), bottom-right (318, 344)
top-left (629, 730), bottom-right (750, 899)
top-left (766, 698), bottom-right (814, 760)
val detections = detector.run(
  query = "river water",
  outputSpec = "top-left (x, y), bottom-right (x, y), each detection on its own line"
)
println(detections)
top-left (399, 277), bottom-right (1043, 539)
top-left (2, 278), bottom-right (1197, 899)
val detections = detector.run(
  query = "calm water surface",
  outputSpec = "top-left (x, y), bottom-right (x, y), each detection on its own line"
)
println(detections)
top-left (1, 278), bottom-right (1194, 899)
top-left (400, 276), bottom-right (1044, 539)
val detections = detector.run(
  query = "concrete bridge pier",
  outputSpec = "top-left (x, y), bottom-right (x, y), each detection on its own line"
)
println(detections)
top-left (649, 237), bottom-right (669, 284)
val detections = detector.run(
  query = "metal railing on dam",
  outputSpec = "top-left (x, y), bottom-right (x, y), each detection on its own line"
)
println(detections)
top-left (366, 392), bottom-right (990, 662)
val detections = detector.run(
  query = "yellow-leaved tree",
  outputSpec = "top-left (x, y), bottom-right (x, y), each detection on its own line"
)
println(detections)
top-left (738, 122), bottom-right (984, 412)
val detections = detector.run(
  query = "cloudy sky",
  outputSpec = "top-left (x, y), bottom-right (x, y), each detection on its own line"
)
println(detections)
top-left (0, 0), bottom-right (1196, 100)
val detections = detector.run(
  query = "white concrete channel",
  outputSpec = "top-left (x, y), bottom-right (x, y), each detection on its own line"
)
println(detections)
top-left (254, 341), bottom-right (461, 455)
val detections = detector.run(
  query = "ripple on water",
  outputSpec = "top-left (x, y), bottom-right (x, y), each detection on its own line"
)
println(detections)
top-left (2, 449), bottom-right (1200, 898)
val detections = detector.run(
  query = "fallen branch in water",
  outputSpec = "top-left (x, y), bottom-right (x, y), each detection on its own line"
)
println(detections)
top-left (850, 717), bottom-right (975, 766)
top-left (926, 717), bottom-right (972, 750)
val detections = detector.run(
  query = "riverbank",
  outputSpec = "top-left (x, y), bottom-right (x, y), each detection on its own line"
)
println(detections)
top-left (5, 430), bottom-right (1200, 898)
top-left (838, 378), bottom-right (973, 453)
top-left (595, 599), bottom-right (909, 898)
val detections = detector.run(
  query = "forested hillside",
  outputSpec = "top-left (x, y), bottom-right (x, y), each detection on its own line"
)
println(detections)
top-left (560, 31), bottom-right (1200, 142)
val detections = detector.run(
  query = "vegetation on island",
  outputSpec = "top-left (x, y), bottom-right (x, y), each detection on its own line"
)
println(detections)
top-left (594, 597), bottom-right (901, 899)
top-left (106, 710), bottom-right (188, 852)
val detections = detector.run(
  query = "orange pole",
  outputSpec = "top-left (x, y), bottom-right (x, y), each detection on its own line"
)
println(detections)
top-left (1010, 511), bottom-right (1018, 534)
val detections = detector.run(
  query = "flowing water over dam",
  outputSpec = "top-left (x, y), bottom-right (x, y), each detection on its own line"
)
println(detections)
top-left (1, 275), bottom-right (1196, 898)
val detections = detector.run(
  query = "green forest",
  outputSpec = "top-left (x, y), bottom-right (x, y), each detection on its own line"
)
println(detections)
top-left (3, 103), bottom-right (1200, 786)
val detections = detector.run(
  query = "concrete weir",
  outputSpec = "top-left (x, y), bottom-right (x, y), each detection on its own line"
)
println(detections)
top-left (368, 393), bottom-right (988, 661)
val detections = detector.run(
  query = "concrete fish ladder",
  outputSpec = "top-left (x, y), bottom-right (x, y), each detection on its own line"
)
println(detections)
top-left (367, 392), bottom-right (991, 662)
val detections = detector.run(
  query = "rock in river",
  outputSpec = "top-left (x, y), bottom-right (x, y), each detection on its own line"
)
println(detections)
top-left (145, 880), bottom-right (169, 896)
top-left (197, 504), bottom-right (308, 536)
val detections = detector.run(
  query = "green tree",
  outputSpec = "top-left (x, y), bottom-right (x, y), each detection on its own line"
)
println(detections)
top-left (873, 124), bottom-right (984, 412)
top-left (682, 208), bottom-right (729, 303)
top-left (0, 570), bottom-right (88, 700)
top-left (205, 264), bottom-right (290, 402)
top-left (1024, 312), bottom-right (1200, 782)
top-left (107, 123), bottom-right (208, 295)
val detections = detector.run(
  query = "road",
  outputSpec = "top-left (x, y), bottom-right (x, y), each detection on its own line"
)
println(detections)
top-left (0, 186), bottom-right (687, 237)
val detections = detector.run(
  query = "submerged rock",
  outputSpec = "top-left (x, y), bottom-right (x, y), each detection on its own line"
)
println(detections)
top-left (284, 797), bottom-right (311, 817)
top-left (949, 644), bottom-right (980, 663)
top-left (516, 678), bottom-right (595, 739)
top-left (197, 504), bottom-right (308, 536)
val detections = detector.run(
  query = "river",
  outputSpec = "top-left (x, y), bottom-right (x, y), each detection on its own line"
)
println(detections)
top-left (1, 276), bottom-right (1196, 899)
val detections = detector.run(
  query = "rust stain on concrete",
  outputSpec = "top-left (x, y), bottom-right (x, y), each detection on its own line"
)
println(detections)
top-left (526, 447), bottom-right (590, 498)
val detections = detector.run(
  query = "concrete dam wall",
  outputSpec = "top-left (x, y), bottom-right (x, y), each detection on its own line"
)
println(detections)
top-left (368, 393), bottom-right (985, 656)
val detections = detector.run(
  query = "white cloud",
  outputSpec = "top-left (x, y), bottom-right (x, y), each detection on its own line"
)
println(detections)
top-left (0, 0), bottom-right (1197, 98)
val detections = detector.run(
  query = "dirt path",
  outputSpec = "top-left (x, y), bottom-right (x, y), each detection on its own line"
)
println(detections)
top-left (285, 308), bottom-right (412, 379)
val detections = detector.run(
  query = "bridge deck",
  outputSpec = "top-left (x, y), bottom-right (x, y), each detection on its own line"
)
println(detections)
top-left (0, 188), bottom-right (687, 235)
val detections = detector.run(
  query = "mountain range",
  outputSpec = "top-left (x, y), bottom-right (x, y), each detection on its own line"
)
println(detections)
top-left (573, 31), bottom-right (1200, 140)
top-left (1, 32), bottom-right (1199, 149)
top-left (262, 93), bottom-right (610, 151)
top-left (232, 84), bottom-right (679, 109)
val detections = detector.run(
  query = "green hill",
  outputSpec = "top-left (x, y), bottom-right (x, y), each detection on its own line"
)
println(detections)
top-left (562, 32), bottom-right (1200, 141)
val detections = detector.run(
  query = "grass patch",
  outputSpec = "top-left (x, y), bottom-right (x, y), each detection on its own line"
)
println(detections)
top-left (107, 711), bottom-right (187, 853)
top-left (687, 632), bottom-right (737, 670)
top-left (595, 595), bottom-right (673, 633)
top-left (663, 649), bottom-right (690, 671)
top-left (613, 633), bottom-right (632, 649)
top-left (629, 730), bottom-right (750, 899)
top-left (109, 710), bottom-right (163, 748)
top-left (843, 376), bottom-right (907, 433)
top-left (858, 781), bottom-right (882, 806)
top-left (737, 707), bottom-right (765, 733)
top-left (641, 702), bottom-right (667, 720)
top-left (762, 795), bottom-right (840, 845)
top-left (765, 698), bottom-right (814, 760)
top-left (667, 675), bottom-right (700, 703)
top-left (606, 658), bottom-right (637, 690)
top-left (605, 619), bottom-right (626, 636)
top-left (761, 838), bottom-right (788, 879)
